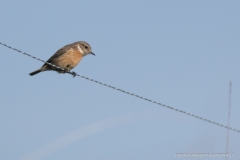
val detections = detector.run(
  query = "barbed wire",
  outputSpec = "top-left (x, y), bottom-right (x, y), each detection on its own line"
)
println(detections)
top-left (1, 41), bottom-right (239, 133)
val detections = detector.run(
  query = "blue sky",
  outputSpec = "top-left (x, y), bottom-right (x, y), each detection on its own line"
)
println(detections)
top-left (0, 0), bottom-right (239, 159)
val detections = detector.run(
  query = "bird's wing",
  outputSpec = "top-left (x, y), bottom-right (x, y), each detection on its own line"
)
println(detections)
top-left (42, 44), bottom-right (72, 66)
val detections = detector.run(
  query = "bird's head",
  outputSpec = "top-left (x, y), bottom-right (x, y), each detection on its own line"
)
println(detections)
top-left (77, 41), bottom-right (95, 57)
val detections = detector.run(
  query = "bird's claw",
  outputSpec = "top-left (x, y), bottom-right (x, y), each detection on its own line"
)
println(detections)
top-left (71, 71), bottom-right (77, 78)
top-left (65, 71), bottom-right (77, 77)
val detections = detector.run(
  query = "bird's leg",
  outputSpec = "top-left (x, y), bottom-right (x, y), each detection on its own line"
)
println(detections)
top-left (64, 71), bottom-right (77, 77)
top-left (71, 71), bottom-right (77, 77)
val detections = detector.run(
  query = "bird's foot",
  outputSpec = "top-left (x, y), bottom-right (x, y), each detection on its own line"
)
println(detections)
top-left (65, 71), bottom-right (77, 77)
top-left (71, 71), bottom-right (77, 77)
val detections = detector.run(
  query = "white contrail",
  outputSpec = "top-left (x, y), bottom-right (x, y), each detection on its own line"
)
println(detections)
top-left (21, 111), bottom-right (156, 160)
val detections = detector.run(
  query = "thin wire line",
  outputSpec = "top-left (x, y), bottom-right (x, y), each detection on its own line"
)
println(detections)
top-left (1, 41), bottom-right (239, 133)
top-left (226, 81), bottom-right (232, 160)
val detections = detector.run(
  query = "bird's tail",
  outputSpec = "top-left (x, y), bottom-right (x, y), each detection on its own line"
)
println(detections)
top-left (29, 68), bottom-right (43, 76)
top-left (29, 65), bottom-right (48, 76)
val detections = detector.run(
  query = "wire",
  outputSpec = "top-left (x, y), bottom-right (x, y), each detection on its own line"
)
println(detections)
top-left (226, 81), bottom-right (232, 160)
top-left (1, 41), bottom-right (239, 133)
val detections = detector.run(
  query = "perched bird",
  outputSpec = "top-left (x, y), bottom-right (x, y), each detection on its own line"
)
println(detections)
top-left (29, 41), bottom-right (95, 77)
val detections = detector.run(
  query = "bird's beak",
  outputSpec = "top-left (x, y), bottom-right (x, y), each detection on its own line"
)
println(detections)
top-left (90, 52), bottom-right (95, 56)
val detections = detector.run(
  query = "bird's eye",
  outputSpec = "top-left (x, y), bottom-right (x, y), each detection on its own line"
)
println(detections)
top-left (84, 46), bottom-right (88, 49)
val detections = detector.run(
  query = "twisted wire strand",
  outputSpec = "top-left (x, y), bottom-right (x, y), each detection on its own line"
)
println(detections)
top-left (1, 41), bottom-right (239, 133)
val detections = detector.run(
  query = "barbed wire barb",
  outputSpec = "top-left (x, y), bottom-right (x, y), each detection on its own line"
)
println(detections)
top-left (1, 41), bottom-right (239, 133)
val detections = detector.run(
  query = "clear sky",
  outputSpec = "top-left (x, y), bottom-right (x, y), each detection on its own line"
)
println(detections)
top-left (0, 0), bottom-right (239, 159)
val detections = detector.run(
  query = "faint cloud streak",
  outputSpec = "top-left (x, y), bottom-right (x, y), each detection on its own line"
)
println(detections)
top-left (21, 111), bottom-right (156, 160)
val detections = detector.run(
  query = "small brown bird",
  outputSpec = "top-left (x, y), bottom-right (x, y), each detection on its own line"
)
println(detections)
top-left (29, 41), bottom-right (95, 76)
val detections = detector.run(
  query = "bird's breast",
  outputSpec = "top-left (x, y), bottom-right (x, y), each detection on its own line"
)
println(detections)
top-left (53, 49), bottom-right (83, 70)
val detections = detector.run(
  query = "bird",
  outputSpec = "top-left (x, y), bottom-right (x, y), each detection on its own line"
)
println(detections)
top-left (29, 41), bottom-right (95, 77)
